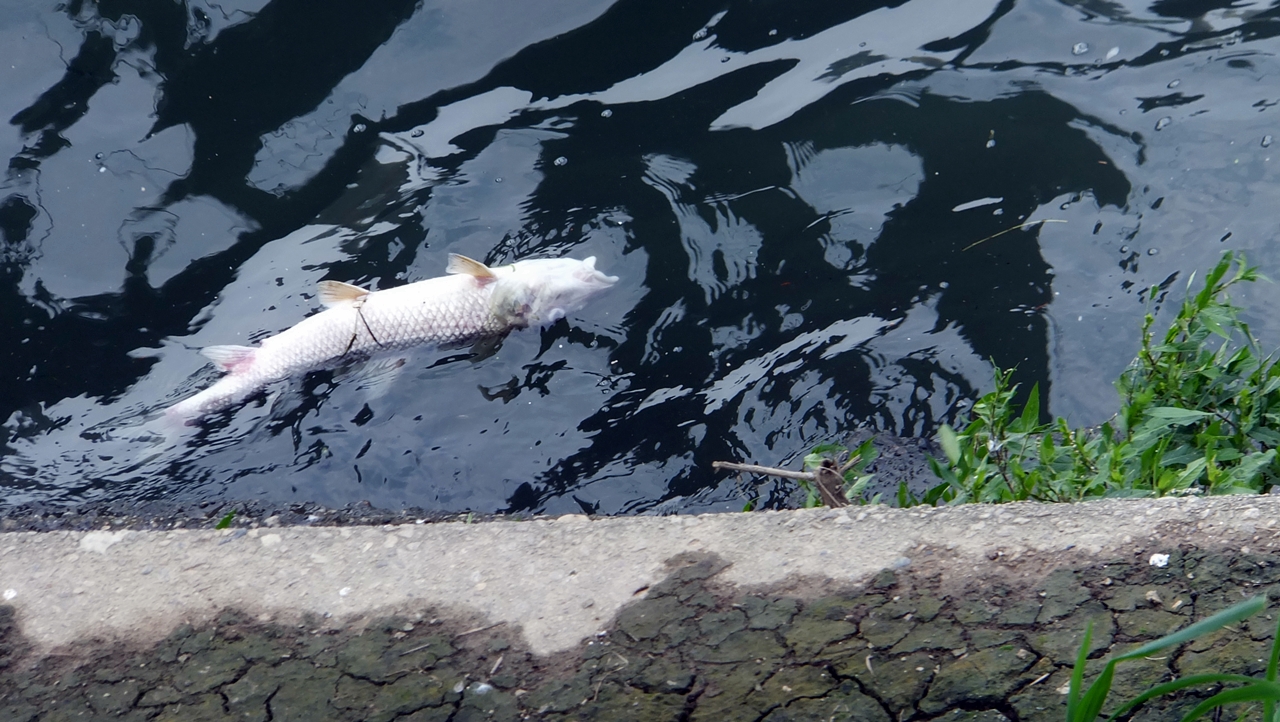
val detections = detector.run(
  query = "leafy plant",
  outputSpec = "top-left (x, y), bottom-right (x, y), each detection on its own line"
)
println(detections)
top-left (1065, 595), bottom-right (1280, 722)
top-left (799, 439), bottom-right (877, 507)
top-left (930, 251), bottom-right (1280, 502)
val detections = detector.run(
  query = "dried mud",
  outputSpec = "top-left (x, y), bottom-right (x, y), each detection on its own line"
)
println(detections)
top-left (3, 541), bottom-right (1278, 721)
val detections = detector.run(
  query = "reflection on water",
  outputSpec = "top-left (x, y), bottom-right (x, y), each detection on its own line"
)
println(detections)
top-left (2, 0), bottom-right (1280, 514)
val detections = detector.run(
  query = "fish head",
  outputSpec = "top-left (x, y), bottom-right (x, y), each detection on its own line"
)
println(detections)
top-left (491, 256), bottom-right (618, 327)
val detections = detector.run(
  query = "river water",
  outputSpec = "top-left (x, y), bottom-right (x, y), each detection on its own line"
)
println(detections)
top-left (2, 0), bottom-right (1279, 515)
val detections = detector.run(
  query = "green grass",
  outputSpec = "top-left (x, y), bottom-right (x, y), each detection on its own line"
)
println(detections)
top-left (1065, 595), bottom-right (1280, 722)
top-left (927, 251), bottom-right (1280, 503)
top-left (794, 252), bottom-right (1280, 719)
top-left (795, 252), bottom-right (1280, 507)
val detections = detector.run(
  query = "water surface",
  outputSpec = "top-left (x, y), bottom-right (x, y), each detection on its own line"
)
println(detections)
top-left (3, 0), bottom-right (1280, 514)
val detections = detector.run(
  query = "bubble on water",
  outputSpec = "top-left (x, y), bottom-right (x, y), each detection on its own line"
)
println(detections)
top-left (768, 29), bottom-right (777, 36)
top-left (1167, 79), bottom-right (1180, 88)
top-left (1155, 117), bottom-right (1172, 131)
top-left (553, 156), bottom-right (568, 167)
top-left (410, 129), bottom-right (424, 137)
top-left (1147, 248), bottom-right (1159, 256)
top-left (1105, 46), bottom-right (1119, 60)
top-left (986, 139), bottom-right (995, 148)
top-left (1072, 42), bottom-right (1089, 56)
top-left (1119, 246), bottom-right (1129, 253)
top-left (692, 28), bottom-right (707, 40)
top-left (1263, 135), bottom-right (1273, 148)
top-left (98, 167), bottom-right (106, 173)
top-left (494, 177), bottom-right (503, 183)
top-left (94, 152), bottom-right (104, 160)
top-left (600, 109), bottom-right (612, 118)
top-left (352, 123), bottom-right (367, 133)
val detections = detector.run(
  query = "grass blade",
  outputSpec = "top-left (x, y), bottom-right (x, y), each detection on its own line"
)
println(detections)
top-left (1113, 597), bottom-right (1266, 663)
top-left (1178, 681), bottom-right (1280, 722)
top-left (1067, 621), bottom-right (1094, 720)
top-left (1078, 661), bottom-right (1117, 722)
top-left (1266, 611), bottom-right (1280, 722)
top-left (1108, 674), bottom-right (1264, 720)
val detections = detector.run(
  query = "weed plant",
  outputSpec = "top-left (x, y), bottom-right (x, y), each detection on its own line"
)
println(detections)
top-left (804, 252), bottom-right (1278, 505)
top-left (794, 254), bottom-right (1280, 718)
top-left (802, 252), bottom-right (1280, 505)
top-left (796, 439), bottom-right (877, 507)
top-left (925, 251), bottom-right (1280, 503)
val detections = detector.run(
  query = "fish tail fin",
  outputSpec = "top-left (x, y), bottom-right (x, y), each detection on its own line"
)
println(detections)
top-left (201, 345), bottom-right (257, 374)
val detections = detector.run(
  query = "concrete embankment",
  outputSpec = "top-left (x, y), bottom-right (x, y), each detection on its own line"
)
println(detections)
top-left (1, 496), bottom-right (1279, 720)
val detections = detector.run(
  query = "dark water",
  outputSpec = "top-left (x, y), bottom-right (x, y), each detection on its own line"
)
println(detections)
top-left (2, 0), bottom-right (1279, 515)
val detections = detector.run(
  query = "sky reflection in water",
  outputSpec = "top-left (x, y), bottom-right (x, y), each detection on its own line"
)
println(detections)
top-left (2, 0), bottom-right (1280, 514)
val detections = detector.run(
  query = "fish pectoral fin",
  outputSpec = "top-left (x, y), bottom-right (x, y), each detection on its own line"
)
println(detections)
top-left (446, 253), bottom-right (497, 281)
top-left (344, 357), bottom-right (407, 399)
top-left (317, 280), bottom-right (370, 307)
top-left (200, 345), bottom-right (257, 373)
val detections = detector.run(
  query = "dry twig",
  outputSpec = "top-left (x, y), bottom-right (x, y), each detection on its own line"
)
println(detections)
top-left (712, 459), bottom-right (851, 507)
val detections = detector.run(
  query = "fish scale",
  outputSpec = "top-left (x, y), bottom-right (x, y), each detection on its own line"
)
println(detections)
top-left (166, 254), bottom-right (618, 420)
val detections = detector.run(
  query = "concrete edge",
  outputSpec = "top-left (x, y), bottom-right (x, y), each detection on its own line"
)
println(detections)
top-left (0, 495), bottom-right (1275, 657)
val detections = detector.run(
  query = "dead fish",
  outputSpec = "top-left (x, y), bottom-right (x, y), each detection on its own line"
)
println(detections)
top-left (167, 253), bottom-right (618, 419)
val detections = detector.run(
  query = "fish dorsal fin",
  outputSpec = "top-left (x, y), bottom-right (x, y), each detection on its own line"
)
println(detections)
top-left (317, 280), bottom-right (370, 307)
top-left (446, 253), bottom-right (497, 280)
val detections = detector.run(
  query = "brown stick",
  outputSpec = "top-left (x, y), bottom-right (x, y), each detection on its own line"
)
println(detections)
top-left (711, 460), bottom-right (851, 507)
top-left (711, 461), bottom-right (814, 481)
top-left (813, 466), bottom-right (851, 508)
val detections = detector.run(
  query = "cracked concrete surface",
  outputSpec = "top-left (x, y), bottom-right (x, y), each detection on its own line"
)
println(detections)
top-left (1, 495), bottom-right (1275, 656)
